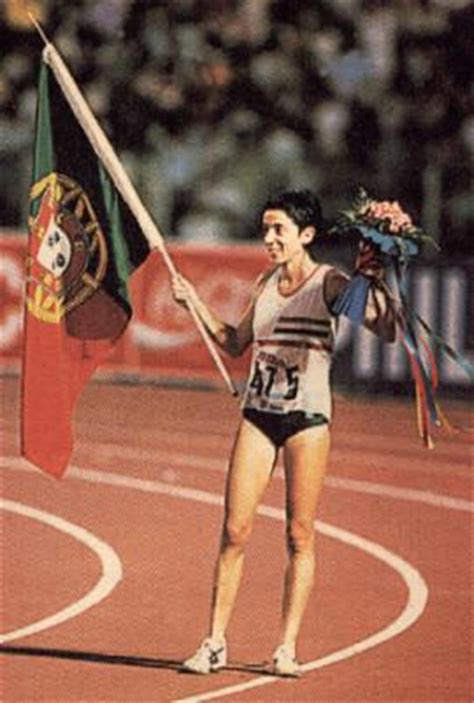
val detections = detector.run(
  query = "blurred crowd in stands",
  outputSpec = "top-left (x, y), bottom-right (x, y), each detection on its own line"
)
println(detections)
top-left (1, 0), bottom-right (472, 255)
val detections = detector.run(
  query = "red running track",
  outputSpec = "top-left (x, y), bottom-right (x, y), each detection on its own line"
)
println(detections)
top-left (1, 377), bottom-right (472, 702)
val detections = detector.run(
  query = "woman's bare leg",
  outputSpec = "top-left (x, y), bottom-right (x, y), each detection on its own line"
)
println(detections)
top-left (210, 419), bottom-right (277, 641)
top-left (279, 424), bottom-right (330, 652)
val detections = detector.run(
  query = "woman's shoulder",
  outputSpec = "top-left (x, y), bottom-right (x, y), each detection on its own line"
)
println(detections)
top-left (307, 262), bottom-right (348, 288)
top-left (320, 264), bottom-right (350, 310)
top-left (322, 263), bottom-right (349, 283)
top-left (253, 266), bottom-right (278, 295)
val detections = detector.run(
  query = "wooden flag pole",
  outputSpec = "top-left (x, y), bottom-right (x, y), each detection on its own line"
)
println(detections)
top-left (28, 15), bottom-right (238, 397)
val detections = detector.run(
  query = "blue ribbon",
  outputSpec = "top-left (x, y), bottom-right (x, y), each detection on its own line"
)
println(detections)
top-left (339, 224), bottom-right (421, 259)
top-left (331, 273), bottom-right (371, 323)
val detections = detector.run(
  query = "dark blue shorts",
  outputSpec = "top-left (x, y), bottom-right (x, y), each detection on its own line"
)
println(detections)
top-left (243, 408), bottom-right (328, 448)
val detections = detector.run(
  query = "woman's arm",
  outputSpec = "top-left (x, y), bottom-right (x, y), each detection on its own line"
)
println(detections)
top-left (355, 241), bottom-right (397, 342)
top-left (171, 274), bottom-right (255, 357)
top-left (362, 281), bottom-right (397, 342)
top-left (325, 243), bottom-right (397, 343)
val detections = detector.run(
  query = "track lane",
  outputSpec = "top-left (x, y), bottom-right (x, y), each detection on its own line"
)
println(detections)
top-left (1, 378), bottom-right (472, 702)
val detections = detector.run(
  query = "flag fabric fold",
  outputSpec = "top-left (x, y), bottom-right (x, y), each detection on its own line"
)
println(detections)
top-left (21, 60), bottom-right (150, 478)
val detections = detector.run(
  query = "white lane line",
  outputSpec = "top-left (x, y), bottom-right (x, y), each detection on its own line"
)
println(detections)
top-left (1, 458), bottom-right (429, 702)
top-left (325, 476), bottom-right (474, 513)
top-left (64, 466), bottom-right (429, 703)
top-left (4, 424), bottom-right (469, 471)
top-left (75, 443), bottom-right (474, 512)
top-left (79, 434), bottom-right (474, 475)
top-left (0, 499), bottom-right (123, 644)
top-left (2, 454), bottom-right (472, 513)
top-left (175, 505), bottom-right (429, 703)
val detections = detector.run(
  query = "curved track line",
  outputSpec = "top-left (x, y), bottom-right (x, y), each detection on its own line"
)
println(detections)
top-left (67, 465), bottom-right (429, 703)
top-left (2, 460), bottom-right (429, 701)
top-left (0, 499), bottom-right (123, 644)
top-left (174, 505), bottom-right (429, 703)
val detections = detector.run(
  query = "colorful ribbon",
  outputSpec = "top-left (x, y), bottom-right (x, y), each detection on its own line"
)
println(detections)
top-left (333, 259), bottom-right (473, 448)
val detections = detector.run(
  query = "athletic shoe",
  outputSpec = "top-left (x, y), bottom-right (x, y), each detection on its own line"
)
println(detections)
top-left (272, 644), bottom-right (301, 678)
top-left (182, 637), bottom-right (227, 674)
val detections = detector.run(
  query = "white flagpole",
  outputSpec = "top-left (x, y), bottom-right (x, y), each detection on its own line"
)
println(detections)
top-left (28, 15), bottom-right (238, 397)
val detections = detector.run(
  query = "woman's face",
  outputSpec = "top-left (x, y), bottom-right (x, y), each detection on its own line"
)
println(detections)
top-left (262, 209), bottom-right (314, 264)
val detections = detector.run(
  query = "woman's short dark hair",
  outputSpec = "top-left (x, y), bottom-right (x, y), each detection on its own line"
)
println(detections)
top-left (262, 189), bottom-right (324, 232)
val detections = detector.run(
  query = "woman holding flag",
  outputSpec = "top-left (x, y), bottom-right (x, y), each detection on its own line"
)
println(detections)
top-left (172, 189), bottom-right (396, 677)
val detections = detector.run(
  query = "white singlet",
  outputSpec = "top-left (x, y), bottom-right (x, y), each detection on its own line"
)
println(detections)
top-left (242, 264), bottom-right (338, 420)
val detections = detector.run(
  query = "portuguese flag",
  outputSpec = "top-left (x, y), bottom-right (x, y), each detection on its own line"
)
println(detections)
top-left (21, 60), bottom-right (150, 477)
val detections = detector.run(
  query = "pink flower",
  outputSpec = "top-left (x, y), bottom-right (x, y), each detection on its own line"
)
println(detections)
top-left (388, 220), bottom-right (402, 233)
top-left (361, 198), bottom-right (413, 234)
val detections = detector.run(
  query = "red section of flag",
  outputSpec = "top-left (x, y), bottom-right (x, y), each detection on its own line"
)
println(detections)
top-left (21, 312), bottom-right (112, 478)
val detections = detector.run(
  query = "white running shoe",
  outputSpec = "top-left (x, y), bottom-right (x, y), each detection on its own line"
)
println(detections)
top-left (272, 644), bottom-right (301, 678)
top-left (182, 637), bottom-right (227, 674)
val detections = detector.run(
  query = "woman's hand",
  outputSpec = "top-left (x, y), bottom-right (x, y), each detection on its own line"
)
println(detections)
top-left (171, 273), bottom-right (198, 309)
top-left (355, 240), bottom-right (385, 281)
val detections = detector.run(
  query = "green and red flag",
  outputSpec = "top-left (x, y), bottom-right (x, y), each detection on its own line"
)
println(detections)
top-left (21, 59), bottom-right (150, 477)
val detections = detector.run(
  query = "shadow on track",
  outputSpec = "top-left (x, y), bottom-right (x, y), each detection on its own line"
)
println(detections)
top-left (0, 645), bottom-right (271, 675)
top-left (0, 645), bottom-right (183, 671)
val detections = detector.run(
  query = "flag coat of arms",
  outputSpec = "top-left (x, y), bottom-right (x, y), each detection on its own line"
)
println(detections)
top-left (21, 60), bottom-right (150, 477)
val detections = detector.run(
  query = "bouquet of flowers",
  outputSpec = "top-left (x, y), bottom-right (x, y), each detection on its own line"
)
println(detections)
top-left (331, 188), bottom-right (471, 448)
top-left (333, 187), bottom-right (438, 260)
top-left (329, 187), bottom-right (430, 327)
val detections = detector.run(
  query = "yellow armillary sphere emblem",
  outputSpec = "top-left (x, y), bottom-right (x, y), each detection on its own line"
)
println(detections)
top-left (26, 172), bottom-right (108, 324)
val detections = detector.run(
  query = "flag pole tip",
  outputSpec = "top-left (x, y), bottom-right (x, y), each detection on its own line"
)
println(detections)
top-left (28, 12), bottom-right (50, 44)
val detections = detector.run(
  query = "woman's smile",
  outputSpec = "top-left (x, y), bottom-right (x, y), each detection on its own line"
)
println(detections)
top-left (266, 243), bottom-right (284, 260)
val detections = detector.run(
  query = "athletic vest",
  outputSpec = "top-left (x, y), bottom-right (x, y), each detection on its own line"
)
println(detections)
top-left (242, 264), bottom-right (337, 420)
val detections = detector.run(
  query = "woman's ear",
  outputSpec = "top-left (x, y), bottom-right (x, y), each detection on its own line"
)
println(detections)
top-left (300, 225), bottom-right (316, 246)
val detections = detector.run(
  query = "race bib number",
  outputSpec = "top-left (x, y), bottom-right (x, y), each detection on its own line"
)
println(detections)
top-left (248, 354), bottom-right (300, 410)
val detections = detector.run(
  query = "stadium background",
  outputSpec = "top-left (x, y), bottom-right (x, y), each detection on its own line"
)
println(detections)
top-left (1, 0), bottom-right (473, 395)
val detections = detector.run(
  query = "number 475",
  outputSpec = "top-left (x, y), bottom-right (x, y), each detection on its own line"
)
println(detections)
top-left (249, 361), bottom-right (299, 400)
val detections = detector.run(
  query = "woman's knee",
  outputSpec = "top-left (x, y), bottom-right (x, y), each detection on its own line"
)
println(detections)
top-left (286, 518), bottom-right (315, 555)
top-left (222, 518), bottom-right (253, 551)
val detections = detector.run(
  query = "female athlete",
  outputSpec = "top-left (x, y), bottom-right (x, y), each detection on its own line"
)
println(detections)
top-left (172, 189), bottom-right (395, 677)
